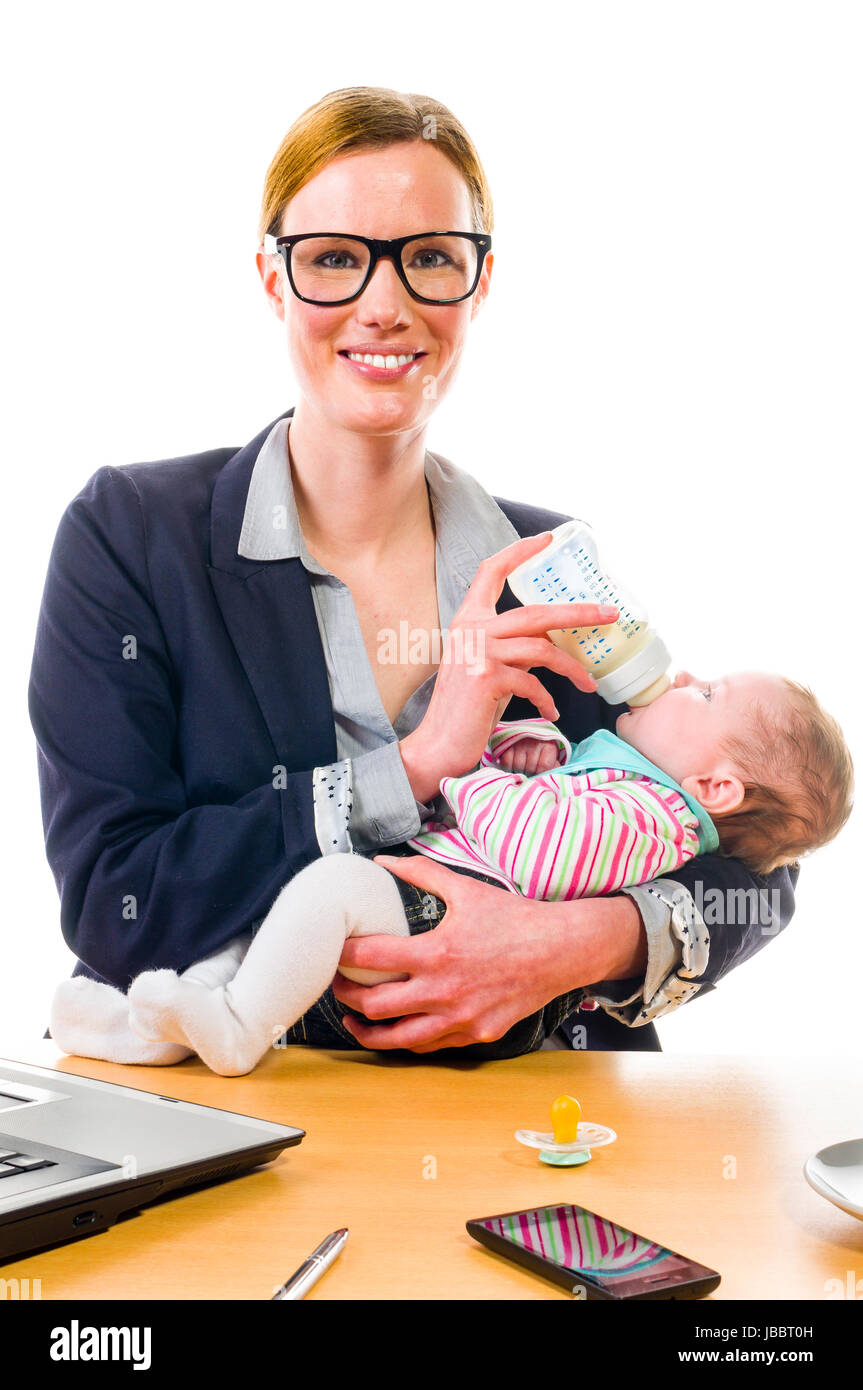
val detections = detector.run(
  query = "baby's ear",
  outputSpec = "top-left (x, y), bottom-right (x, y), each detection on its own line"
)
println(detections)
top-left (681, 772), bottom-right (746, 816)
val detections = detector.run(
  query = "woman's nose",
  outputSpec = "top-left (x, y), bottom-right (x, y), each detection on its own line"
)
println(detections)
top-left (356, 258), bottom-right (413, 324)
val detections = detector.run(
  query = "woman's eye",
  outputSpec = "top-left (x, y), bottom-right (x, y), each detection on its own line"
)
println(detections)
top-left (702, 685), bottom-right (713, 702)
top-left (317, 251), bottom-right (357, 270)
top-left (410, 249), bottom-right (453, 269)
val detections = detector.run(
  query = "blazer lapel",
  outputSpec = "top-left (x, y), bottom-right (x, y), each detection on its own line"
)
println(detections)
top-left (207, 409), bottom-right (337, 771)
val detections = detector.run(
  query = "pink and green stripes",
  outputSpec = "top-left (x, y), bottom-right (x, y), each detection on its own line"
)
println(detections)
top-left (482, 1207), bottom-right (666, 1277)
top-left (411, 762), bottom-right (701, 900)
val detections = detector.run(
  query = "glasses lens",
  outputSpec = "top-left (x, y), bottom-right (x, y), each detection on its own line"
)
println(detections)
top-left (289, 237), bottom-right (371, 302)
top-left (400, 235), bottom-right (479, 301)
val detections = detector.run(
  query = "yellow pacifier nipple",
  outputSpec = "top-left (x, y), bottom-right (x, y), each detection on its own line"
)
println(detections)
top-left (550, 1094), bottom-right (582, 1145)
top-left (514, 1095), bottom-right (615, 1167)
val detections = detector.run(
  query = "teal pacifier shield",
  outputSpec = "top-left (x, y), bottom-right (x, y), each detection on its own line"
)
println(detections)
top-left (539, 1148), bottom-right (592, 1167)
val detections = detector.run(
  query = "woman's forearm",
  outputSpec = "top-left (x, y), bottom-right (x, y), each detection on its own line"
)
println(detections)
top-left (533, 892), bottom-right (649, 993)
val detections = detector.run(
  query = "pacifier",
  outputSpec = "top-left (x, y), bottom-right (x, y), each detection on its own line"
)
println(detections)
top-left (515, 1094), bottom-right (617, 1167)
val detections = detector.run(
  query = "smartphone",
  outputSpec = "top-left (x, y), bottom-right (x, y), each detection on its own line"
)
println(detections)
top-left (467, 1203), bottom-right (721, 1300)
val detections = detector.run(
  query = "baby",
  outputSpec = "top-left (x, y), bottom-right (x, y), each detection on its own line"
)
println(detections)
top-left (51, 668), bottom-right (853, 1075)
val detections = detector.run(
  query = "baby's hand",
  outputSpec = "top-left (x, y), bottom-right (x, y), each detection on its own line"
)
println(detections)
top-left (496, 737), bottom-right (562, 776)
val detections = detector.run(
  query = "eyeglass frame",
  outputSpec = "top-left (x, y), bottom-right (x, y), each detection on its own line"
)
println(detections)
top-left (262, 230), bottom-right (492, 306)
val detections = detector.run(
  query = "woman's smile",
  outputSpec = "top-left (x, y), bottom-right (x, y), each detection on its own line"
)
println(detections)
top-left (338, 344), bottom-right (428, 379)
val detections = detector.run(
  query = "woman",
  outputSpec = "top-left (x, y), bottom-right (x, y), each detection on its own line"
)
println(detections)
top-left (29, 87), bottom-right (796, 1057)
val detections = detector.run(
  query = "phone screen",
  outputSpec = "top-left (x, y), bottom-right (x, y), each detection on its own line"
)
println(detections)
top-left (476, 1205), bottom-right (718, 1297)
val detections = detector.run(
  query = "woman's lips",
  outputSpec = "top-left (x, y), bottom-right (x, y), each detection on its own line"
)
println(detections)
top-left (338, 350), bottom-right (427, 380)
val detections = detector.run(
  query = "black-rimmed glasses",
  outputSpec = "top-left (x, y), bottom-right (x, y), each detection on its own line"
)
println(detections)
top-left (262, 231), bottom-right (492, 306)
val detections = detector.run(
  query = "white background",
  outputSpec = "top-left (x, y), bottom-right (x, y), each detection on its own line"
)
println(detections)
top-left (2, 1), bottom-right (860, 1057)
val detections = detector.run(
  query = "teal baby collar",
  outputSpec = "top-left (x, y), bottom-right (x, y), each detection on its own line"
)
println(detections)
top-left (557, 728), bottom-right (720, 854)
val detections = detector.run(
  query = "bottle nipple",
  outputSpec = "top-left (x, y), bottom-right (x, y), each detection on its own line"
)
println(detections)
top-left (626, 672), bottom-right (671, 707)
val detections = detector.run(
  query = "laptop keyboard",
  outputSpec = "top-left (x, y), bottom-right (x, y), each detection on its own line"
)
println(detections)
top-left (0, 1133), bottom-right (119, 1201)
top-left (0, 1147), bottom-right (58, 1176)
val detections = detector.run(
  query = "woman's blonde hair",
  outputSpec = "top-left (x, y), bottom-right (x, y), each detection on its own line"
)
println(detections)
top-left (258, 86), bottom-right (493, 244)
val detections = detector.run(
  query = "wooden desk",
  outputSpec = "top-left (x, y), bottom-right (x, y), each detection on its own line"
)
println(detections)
top-left (2, 1041), bottom-right (861, 1300)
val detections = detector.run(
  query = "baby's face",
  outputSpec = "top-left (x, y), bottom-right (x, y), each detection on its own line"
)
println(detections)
top-left (616, 670), bottom-right (788, 786)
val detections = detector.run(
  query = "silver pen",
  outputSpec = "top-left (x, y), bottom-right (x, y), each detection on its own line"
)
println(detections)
top-left (271, 1228), bottom-right (349, 1300)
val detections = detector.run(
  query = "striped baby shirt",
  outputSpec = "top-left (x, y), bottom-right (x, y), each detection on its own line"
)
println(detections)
top-left (408, 718), bottom-right (719, 899)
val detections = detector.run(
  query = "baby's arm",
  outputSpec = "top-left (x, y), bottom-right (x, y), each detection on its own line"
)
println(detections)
top-left (415, 719), bottom-right (572, 838)
top-left (483, 717), bottom-right (573, 774)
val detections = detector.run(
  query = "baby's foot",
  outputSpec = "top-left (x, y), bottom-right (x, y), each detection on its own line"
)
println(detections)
top-left (50, 977), bottom-right (193, 1066)
top-left (128, 971), bottom-right (265, 1076)
top-left (127, 970), bottom-right (199, 1047)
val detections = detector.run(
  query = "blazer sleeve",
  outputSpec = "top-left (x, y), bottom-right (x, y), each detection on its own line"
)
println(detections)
top-left (28, 467), bottom-right (325, 988)
top-left (639, 853), bottom-right (798, 992)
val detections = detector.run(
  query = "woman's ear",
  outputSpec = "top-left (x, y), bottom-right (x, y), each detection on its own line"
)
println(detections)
top-left (470, 252), bottom-right (493, 320)
top-left (681, 771), bottom-right (746, 817)
top-left (256, 248), bottom-right (287, 323)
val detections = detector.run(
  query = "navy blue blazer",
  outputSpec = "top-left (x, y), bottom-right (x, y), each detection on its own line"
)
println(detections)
top-left (29, 407), bottom-right (797, 1047)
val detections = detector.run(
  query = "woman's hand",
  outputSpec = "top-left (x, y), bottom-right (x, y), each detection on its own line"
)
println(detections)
top-left (398, 533), bottom-right (619, 803)
top-left (330, 854), bottom-right (647, 1052)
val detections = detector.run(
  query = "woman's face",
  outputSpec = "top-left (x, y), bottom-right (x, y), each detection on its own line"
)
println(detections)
top-left (257, 140), bottom-right (492, 438)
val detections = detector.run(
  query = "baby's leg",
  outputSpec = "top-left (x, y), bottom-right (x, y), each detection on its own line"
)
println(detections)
top-left (127, 854), bottom-right (409, 1076)
top-left (50, 936), bottom-right (251, 1067)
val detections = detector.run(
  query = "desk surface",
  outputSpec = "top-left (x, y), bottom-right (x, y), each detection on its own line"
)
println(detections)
top-left (2, 1040), bottom-right (861, 1300)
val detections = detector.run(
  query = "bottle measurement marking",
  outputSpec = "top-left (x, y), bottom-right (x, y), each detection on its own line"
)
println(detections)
top-left (530, 549), bottom-right (642, 657)
top-left (509, 529), bottom-right (668, 702)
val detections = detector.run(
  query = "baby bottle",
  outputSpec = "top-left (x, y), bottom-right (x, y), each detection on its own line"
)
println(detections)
top-left (506, 521), bottom-right (671, 706)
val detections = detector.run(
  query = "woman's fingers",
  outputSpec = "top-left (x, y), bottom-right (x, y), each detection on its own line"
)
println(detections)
top-left (505, 669), bottom-right (561, 720)
top-left (332, 971), bottom-right (424, 1019)
top-left (341, 1009), bottom-right (453, 1050)
top-left (373, 852), bottom-right (463, 901)
top-left (337, 930), bottom-right (422, 974)
top-left (486, 635), bottom-right (599, 693)
top-left (489, 602), bottom-right (619, 639)
top-left (407, 1033), bottom-right (478, 1053)
top-left (465, 532), bottom-right (553, 609)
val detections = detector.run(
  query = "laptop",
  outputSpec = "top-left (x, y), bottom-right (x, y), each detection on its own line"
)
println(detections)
top-left (0, 1057), bottom-right (304, 1265)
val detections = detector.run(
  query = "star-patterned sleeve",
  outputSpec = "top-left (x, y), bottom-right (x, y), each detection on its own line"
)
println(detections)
top-left (312, 743), bottom-right (429, 855)
top-left (576, 878), bottom-right (712, 1025)
top-left (312, 758), bottom-right (354, 854)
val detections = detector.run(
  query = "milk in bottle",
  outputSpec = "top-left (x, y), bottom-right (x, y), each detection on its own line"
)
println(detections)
top-left (507, 521), bottom-right (671, 707)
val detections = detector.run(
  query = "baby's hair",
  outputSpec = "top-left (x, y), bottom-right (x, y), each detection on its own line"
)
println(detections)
top-left (713, 679), bottom-right (854, 877)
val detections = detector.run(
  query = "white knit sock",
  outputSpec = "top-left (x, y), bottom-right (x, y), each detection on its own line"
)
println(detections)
top-left (50, 977), bottom-right (194, 1066)
top-left (49, 936), bottom-right (252, 1066)
top-left (127, 854), bottom-right (410, 1076)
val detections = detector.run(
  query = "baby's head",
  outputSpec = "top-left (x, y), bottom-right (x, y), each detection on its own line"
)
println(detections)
top-left (616, 671), bottom-right (853, 875)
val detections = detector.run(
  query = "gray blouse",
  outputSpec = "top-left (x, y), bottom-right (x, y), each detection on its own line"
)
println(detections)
top-left (237, 417), bottom-right (709, 1029)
